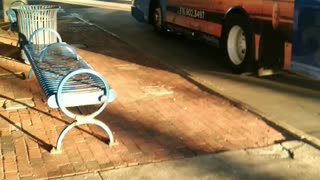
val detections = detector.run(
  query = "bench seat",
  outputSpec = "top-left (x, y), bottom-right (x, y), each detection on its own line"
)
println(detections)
top-left (25, 44), bottom-right (107, 108)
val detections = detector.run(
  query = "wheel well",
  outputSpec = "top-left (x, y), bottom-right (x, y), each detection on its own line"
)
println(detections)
top-left (222, 7), bottom-right (250, 29)
top-left (221, 7), bottom-right (255, 49)
top-left (148, 0), bottom-right (159, 24)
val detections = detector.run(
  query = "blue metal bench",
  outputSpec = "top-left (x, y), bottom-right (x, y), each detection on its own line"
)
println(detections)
top-left (24, 27), bottom-right (116, 154)
top-left (6, 0), bottom-right (27, 27)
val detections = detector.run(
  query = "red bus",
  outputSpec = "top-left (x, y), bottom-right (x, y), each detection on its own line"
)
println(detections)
top-left (131, 0), bottom-right (320, 80)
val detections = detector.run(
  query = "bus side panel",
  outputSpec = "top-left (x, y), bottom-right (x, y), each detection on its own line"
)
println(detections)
top-left (132, 0), bottom-right (152, 23)
top-left (291, 0), bottom-right (320, 80)
top-left (166, 0), bottom-right (223, 38)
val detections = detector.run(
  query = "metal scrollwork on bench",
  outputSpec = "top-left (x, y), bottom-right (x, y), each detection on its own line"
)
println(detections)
top-left (24, 27), bottom-right (117, 154)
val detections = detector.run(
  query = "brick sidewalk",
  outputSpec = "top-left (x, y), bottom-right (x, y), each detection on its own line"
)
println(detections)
top-left (0, 15), bottom-right (287, 179)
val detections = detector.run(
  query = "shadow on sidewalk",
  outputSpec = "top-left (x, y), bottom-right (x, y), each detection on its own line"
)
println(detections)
top-left (94, 107), bottom-right (293, 179)
top-left (0, 112), bottom-right (53, 152)
top-left (0, 93), bottom-right (112, 152)
top-left (0, 43), bottom-right (20, 60)
top-left (57, 18), bottom-right (173, 73)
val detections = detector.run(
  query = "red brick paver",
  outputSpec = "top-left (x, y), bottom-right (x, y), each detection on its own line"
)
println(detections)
top-left (0, 16), bottom-right (286, 179)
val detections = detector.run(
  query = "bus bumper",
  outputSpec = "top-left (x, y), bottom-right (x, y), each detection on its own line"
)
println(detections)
top-left (131, 6), bottom-right (146, 23)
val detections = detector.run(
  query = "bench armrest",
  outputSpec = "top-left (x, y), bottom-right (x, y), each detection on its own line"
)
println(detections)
top-left (108, 89), bottom-right (117, 103)
top-left (57, 69), bottom-right (112, 120)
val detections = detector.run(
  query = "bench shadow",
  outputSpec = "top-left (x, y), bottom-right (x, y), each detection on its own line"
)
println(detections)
top-left (0, 63), bottom-right (25, 79)
top-left (94, 107), bottom-right (295, 179)
top-left (0, 112), bottom-right (53, 151)
top-left (0, 94), bottom-right (111, 152)
top-left (0, 43), bottom-right (21, 60)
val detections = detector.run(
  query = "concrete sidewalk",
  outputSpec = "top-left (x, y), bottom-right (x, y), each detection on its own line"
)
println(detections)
top-left (61, 141), bottom-right (320, 180)
top-left (0, 7), bottom-right (319, 180)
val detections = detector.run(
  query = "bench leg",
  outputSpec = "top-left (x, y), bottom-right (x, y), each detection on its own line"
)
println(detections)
top-left (50, 119), bottom-right (114, 154)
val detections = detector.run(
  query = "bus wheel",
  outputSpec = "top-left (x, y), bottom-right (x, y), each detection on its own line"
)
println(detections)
top-left (152, 2), bottom-right (164, 34)
top-left (221, 14), bottom-right (254, 73)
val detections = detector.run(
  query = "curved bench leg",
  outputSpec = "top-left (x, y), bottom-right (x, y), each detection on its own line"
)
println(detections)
top-left (50, 119), bottom-right (114, 154)
top-left (92, 119), bottom-right (115, 145)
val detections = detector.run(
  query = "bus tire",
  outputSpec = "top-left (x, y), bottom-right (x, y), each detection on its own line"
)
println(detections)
top-left (151, 1), bottom-right (165, 34)
top-left (221, 14), bottom-right (254, 73)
